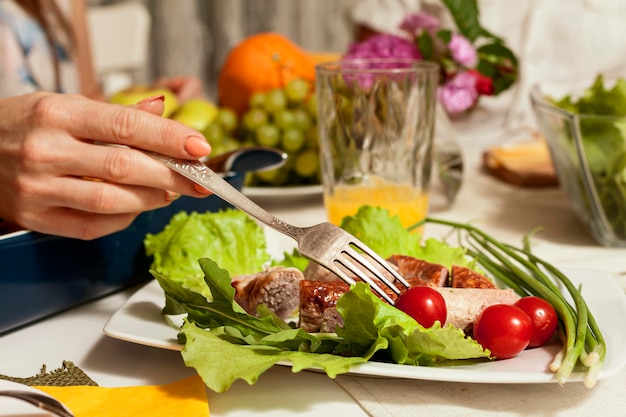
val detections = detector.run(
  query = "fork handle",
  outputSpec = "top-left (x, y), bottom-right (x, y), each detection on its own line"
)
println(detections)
top-left (146, 151), bottom-right (304, 240)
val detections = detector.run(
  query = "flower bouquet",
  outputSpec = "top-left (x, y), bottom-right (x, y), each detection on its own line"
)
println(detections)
top-left (344, 0), bottom-right (519, 116)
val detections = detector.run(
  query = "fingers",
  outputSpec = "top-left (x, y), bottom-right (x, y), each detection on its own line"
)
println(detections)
top-left (31, 93), bottom-right (211, 159)
top-left (154, 76), bottom-right (204, 101)
top-left (51, 140), bottom-right (204, 196)
top-left (27, 207), bottom-right (140, 240)
top-left (44, 176), bottom-right (180, 214)
top-left (134, 94), bottom-right (166, 116)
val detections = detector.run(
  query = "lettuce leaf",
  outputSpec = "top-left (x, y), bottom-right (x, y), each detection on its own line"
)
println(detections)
top-left (339, 206), bottom-right (476, 269)
top-left (550, 75), bottom-right (626, 237)
top-left (144, 209), bottom-right (269, 296)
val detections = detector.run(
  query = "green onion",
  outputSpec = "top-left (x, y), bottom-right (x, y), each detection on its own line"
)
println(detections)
top-left (423, 217), bottom-right (606, 387)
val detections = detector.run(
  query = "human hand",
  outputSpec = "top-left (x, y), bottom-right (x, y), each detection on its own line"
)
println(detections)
top-left (153, 75), bottom-right (205, 102)
top-left (0, 92), bottom-right (212, 240)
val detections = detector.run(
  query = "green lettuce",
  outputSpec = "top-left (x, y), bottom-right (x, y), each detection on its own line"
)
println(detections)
top-left (551, 75), bottom-right (626, 237)
top-left (149, 207), bottom-right (490, 392)
top-left (144, 209), bottom-right (269, 297)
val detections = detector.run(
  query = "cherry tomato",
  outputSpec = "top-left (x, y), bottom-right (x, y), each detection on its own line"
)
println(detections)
top-left (473, 304), bottom-right (532, 359)
top-left (514, 296), bottom-right (558, 348)
top-left (395, 286), bottom-right (447, 328)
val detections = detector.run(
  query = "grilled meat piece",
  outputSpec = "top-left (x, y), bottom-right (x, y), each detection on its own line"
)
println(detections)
top-left (434, 287), bottom-right (521, 331)
top-left (386, 255), bottom-right (449, 286)
top-left (299, 280), bottom-right (350, 332)
top-left (231, 266), bottom-right (303, 319)
top-left (451, 265), bottom-right (496, 289)
top-left (320, 307), bottom-right (344, 333)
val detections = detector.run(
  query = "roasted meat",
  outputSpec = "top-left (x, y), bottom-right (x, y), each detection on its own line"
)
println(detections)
top-left (235, 255), bottom-right (520, 333)
top-left (231, 266), bottom-right (303, 319)
top-left (298, 280), bottom-right (349, 332)
top-left (386, 255), bottom-right (449, 286)
top-left (451, 265), bottom-right (496, 289)
top-left (434, 287), bottom-right (521, 331)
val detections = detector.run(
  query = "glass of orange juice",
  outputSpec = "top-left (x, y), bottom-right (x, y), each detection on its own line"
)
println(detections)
top-left (315, 59), bottom-right (439, 230)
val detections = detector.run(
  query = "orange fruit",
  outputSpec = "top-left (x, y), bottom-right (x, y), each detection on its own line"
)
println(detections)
top-left (217, 32), bottom-right (316, 116)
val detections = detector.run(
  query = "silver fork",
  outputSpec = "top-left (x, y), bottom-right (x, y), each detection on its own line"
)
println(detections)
top-left (147, 152), bottom-right (411, 304)
top-left (0, 390), bottom-right (74, 417)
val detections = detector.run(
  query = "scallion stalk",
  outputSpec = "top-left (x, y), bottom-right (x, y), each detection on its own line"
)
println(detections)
top-left (424, 217), bottom-right (606, 387)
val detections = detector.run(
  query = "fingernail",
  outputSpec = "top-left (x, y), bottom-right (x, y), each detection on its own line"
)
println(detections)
top-left (194, 184), bottom-right (212, 195)
top-left (137, 94), bottom-right (165, 104)
top-left (165, 190), bottom-right (181, 201)
top-left (185, 136), bottom-right (211, 157)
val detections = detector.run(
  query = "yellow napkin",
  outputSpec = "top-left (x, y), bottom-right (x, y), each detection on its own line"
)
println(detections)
top-left (36, 375), bottom-right (209, 417)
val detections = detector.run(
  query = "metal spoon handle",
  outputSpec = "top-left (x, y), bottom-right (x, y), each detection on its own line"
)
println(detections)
top-left (0, 390), bottom-right (74, 417)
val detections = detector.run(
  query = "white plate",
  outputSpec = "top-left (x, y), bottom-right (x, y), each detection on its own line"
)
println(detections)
top-left (0, 380), bottom-right (63, 416)
top-left (103, 268), bottom-right (626, 384)
top-left (243, 185), bottom-right (322, 199)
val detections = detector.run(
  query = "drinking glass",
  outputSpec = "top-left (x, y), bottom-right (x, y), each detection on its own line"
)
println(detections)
top-left (316, 59), bottom-right (439, 229)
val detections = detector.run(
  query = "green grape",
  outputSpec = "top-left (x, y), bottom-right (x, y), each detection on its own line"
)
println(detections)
top-left (202, 122), bottom-right (224, 144)
top-left (216, 108), bottom-right (238, 133)
top-left (256, 123), bottom-right (281, 147)
top-left (304, 126), bottom-right (319, 150)
top-left (249, 92), bottom-right (266, 108)
top-left (306, 94), bottom-right (318, 119)
top-left (254, 165), bottom-right (289, 186)
top-left (294, 149), bottom-right (320, 178)
top-left (274, 109), bottom-right (296, 130)
top-left (281, 128), bottom-right (306, 153)
top-left (264, 89), bottom-right (287, 113)
top-left (292, 108), bottom-right (313, 131)
top-left (242, 108), bottom-right (268, 131)
top-left (285, 78), bottom-right (311, 103)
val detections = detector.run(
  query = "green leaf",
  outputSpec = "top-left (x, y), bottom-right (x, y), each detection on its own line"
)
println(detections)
top-left (441, 0), bottom-right (482, 41)
top-left (339, 206), bottom-right (474, 269)
top-left (145, 209), bottom-right (269, 297)
top-left (418, 31), bottom-right (435, 60)
top-left (181, 321), bottom-right (366, 393)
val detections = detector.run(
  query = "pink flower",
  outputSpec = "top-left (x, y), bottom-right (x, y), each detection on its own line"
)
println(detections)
top-left (344, 34), bottom-right (421, 61)
top-left (448, 34), bottom-right (477, 67)
top-left (399, 12), bottom-right (440, 34)
top-left (438, 72), bottom-right (479, 115)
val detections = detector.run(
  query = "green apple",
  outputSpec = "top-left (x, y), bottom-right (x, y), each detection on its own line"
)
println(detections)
top-left (108, 85), bottom-right (179, 118)
top-left (171, 98), bottom-right (218, 131)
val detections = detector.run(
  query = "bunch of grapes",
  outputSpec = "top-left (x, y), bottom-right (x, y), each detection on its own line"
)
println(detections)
top-left (201, 107), bottom-right (241, 157)
top-left (239, 78), bottom-right (321, 187)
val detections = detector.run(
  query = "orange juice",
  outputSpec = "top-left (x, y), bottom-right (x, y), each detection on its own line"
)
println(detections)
top-left (324, 177), bottom-right (429, 230)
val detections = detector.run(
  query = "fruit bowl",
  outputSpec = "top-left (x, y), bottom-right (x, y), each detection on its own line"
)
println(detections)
top-left (0, 172), bottom-right (245, 335)
top-left (530, 80), bottom-right (626, 247)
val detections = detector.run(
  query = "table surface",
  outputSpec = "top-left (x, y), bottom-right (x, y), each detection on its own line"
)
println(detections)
top-left (1, 106), bottom-right (625, 416)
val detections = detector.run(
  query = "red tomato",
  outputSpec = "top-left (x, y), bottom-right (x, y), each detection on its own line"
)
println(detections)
top-left (473, 304), bottom-right (532, 359)
top-left (514, 296), bottom-right (558, 348)
top-left (394, 286), bottom-right (447, 328)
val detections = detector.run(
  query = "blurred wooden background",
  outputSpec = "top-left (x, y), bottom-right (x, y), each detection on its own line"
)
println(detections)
top-left (90, 0), bottom-right (360, 99)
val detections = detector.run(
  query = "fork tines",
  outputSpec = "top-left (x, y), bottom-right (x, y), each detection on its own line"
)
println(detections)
top-left (330, 239), bottom-right (411, 305)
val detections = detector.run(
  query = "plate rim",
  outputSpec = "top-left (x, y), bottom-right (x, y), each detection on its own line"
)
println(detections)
top-left (103, 267), bottom-right (626, 384)
top-left (243, 184), bottom-right (323, 198)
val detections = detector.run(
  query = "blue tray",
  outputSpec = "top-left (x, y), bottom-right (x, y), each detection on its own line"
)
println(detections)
top-left (0, 173), bottom-right (245, 335)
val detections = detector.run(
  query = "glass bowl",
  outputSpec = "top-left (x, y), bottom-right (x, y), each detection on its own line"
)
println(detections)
top-left (530, 83), bottom-right (626, 247)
